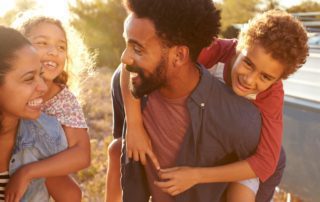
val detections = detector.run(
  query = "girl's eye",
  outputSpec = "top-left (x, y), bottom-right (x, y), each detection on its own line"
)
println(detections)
top-left (58, 45), bottom-right (66, 51)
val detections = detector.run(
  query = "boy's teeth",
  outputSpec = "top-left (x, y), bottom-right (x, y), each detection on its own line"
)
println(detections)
top-left (28, 98), bottom-right (43, 107)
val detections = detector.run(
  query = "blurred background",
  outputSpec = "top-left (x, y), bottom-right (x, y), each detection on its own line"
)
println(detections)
top-left (1, 0), bottom-right (319, 201)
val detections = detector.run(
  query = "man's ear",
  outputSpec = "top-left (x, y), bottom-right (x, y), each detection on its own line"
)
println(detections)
top-left (172, 45), bottom-right (190, 67)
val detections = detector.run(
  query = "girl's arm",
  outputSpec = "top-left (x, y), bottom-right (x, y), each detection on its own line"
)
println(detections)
top-left (120, 64), bottom-right (159, 169)
top-left (11, 127), bottom-right (90, 177)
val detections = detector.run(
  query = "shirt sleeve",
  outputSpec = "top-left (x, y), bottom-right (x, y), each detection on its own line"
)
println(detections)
top-left (111, 67), bottom-right (125, 139)
top-left (247, 81), bottom-right (284, 182)
top-left (58, 89), bottom-right (88, 128)
top-left (198, 38), bottom-right (237, 68)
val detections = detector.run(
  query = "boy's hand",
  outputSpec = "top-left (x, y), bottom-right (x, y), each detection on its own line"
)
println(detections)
top-left (154, 167), bottom-right (198, 196)
top-left (126, 125), bottom-right (160, 170)
top-left (5, 166), bottom-right (31, 202)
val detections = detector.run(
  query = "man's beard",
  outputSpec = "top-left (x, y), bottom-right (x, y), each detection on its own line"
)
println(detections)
top-left (126, 56), bottom-right (167, 98)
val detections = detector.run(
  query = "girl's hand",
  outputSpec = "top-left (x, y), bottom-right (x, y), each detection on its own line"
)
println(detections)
top-left (154, 167), bottom-right (199, 196)
top-left (5, 167), bottom-right (31, 202)
top-left (126, 125), bottom-right (160, 170)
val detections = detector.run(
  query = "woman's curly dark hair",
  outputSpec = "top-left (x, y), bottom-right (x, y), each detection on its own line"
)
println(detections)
top-left (237, 9), bottom-right (309, 79)
top-left (123, 0), bottom-right (221, 62)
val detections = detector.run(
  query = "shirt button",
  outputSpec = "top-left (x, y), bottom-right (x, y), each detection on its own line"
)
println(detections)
top-left (11, 158), bottom-right (15, 163)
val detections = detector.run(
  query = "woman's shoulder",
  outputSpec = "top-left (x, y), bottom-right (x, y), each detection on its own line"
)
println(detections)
top-left (17, 113), bottom-right (67, 154)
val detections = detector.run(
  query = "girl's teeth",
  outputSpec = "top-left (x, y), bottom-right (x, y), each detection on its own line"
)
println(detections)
top-left (43, 61), bottom-right (58, 68)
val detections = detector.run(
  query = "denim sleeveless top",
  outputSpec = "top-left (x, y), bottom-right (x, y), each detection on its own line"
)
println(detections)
top-left (8, 113), bottom-right (67, 202)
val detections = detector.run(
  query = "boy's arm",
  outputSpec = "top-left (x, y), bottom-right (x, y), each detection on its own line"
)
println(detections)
top-left (247, 81), bottom-right (284, 182)
top-left (120, 64), bottom-right (160, 169)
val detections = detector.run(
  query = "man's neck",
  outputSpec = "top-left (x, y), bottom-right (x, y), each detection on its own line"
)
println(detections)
top-left (159, 63), bottom-right (200, 99)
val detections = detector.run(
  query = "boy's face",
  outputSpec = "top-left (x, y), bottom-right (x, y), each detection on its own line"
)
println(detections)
top-left (121, 14), bottom-right (170, 98)
top-left (231, 44), bottom-right (285, 97)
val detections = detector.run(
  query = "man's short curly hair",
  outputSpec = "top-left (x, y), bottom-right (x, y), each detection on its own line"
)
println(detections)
top-left (237, 9), bottom-right (309, 79)
top-left (123, 0), bottom-right (221, 62)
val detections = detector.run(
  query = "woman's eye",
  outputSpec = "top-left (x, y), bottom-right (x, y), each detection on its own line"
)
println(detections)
top-left (34, 41), bottom-right (47, 46)
top-left (25, 76), bottom-right (35, 82)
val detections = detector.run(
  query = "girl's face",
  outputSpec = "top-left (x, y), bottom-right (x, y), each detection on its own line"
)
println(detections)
top-left (0, 45), bottom-right (47, 120)
top-left (27, 22), bottom-right (67, 82)
top-left (231, 44), bottom-right (285, 97)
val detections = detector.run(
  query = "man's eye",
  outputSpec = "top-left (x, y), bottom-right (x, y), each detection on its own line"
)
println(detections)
top-left (134, 47), bottom-right (142, 54)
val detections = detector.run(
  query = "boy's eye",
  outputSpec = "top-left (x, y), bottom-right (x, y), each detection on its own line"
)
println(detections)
top-left (261, 74), bottom-right (272, 82)
top-left (243, 59), bottom-right (252, 69)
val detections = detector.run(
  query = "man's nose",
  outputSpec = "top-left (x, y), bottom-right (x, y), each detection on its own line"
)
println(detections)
top-left (121, 48), bottom-right (134, 65)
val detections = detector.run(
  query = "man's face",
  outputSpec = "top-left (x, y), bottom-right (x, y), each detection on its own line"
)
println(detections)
top-left (121, 14), bottom-right (169, 98)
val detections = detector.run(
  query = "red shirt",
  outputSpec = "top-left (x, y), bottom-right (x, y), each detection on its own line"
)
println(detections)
top-left (198, 38), bottom-right (284, 182)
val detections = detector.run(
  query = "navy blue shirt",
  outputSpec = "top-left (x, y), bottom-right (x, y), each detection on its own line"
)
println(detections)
top-left (111, 65), bottom-right (262, 202)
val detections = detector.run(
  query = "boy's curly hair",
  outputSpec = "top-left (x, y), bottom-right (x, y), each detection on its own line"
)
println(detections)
top-left (123, 0), bottom-right (221, 62)
top-left (237, 9), bottom-right (309, 79)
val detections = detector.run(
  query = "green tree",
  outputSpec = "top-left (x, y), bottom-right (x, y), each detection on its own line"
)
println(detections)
top-left (286, 0), bottom-right (320, 13)
top-left (69, 0), bottom-right (126, 69)
top-left (0, 0), bottom-right (36, 25)
top-left (220, 0), bottom-right (261, 33)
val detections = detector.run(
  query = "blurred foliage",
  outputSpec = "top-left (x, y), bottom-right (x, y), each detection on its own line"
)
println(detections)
top-left (0, 0), bottom-right (36, 25)
top-left (74, 67), bottom-right (114, 202)
top-left (69, 0), bottom-right (126, 69)
top-left (286, 0), bottom-right (320, 13)
top-left (220, 0), bottom-right (261, 34)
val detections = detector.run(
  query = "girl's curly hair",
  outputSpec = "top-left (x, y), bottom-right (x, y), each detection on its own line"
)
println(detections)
top-left (237, 9), bottom-right (309, 79)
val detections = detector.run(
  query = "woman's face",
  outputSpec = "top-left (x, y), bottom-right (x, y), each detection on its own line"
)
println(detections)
top-left (231, 44), bottom-right (285, 97)
top-left (0, 45), bottom-right (47, 120)
top-left (27, 22), bottom-right (67, 82)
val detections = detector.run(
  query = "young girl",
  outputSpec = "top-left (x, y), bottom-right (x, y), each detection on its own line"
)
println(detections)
top-left (106, 9), bottom-right (309, 201)
top-left (0, 26), bottom-right (67, 202)
top-left (7, 14), bottom-right (95, 201)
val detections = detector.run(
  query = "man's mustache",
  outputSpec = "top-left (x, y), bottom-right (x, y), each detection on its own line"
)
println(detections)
top-left (125, 65), bottom-right (143, 74)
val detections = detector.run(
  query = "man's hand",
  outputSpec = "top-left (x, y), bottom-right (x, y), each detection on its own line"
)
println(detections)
top-left (125, 125), bottom-right (160, 170)
top-left (154, 167), bottom-right (198, 196)
top-left (5, 166), bottom-right (32, 202)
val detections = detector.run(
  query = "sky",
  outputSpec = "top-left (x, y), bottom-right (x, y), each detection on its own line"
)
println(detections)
top-left (0, 0), bottom-right (319, 19)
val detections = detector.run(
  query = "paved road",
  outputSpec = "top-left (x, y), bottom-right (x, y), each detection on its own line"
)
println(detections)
top-left (280, 98), bottom-right (320, 202)
top-left (283, 48), bottom-right (320, 102)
